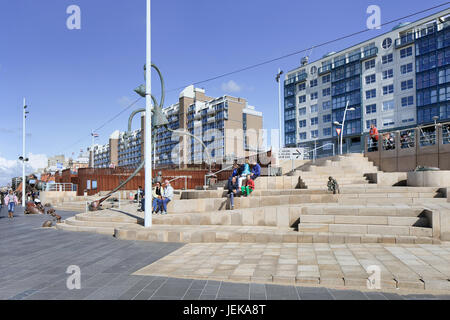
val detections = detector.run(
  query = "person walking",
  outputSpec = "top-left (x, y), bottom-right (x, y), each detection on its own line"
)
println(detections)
top-left (241, 174), bottom-right (255, 197)
top-left (227, 176), bottom-right (239, 210)
top-left (5, 190), bottom-right (18, 219)
top-left (158, 180), bottom-right (173, 215)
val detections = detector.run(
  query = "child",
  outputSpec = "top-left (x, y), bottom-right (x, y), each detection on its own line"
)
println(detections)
top-left (241, 174), bottom-right (255, 197)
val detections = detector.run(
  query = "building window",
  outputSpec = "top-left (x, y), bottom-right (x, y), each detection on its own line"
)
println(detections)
top-left (401, 117), bottom-right (415, 124)
top-left (383, 84), bottom-right (394, 95)
top-left (366, 119), bottom-right (377, 129)
top-left (382, 100), bottom-right (395, 112)
top-left (365, 59), bottom-right (375, 70)
top-left (311, 117), bottom-right (318, 126)
top-left (310, 79), bottom-right (318, 87)
top-left (365, 104), bottom-right (376, 114)
top-left (383, 118), bottom-right (395, 127)
top-left (299, 132), bottom-right (307, 140)
top-left (322, 74), bottom-right (331, 84)
top-left (299, 119), bottom-right (307, 128)
top-left (401, 79), bottom-right (414, 91)
top-left (365, 74), bottom-right (376, 84)
top-left (400, 63), bottom-right (413, 74)
top-left (382, 37), bottom-right (392, 49)
top-left (310, 92), bottom-right (318, 100)
top-left (400, 46), bottom-right (413, 58)
top-left (322, 101), bottom-right (331, 110)
top-left (298, 95), bottom-right (306, 103)
top-left (401, 96), bottom-right (414, 107)
top-left (382, 53), bottom-right (393, 64)
top-left (311, 130), bottom-right (319, 139)
top-left (366, 89), bottom-right (377, 99)
top-left (299, 107), bottom-right (306, 116)
top-left (382, 69), bottom-right (393, 79)
top-left (310, 104), bottom-right (318, 113)
top-left (298, 83), bottom-right (306, 91)
top-left (322, 88), bottom-right (331, 97)
top-left (323, 114), bottom-right (331, 123)
top-left (323, 127), bottom-right (332, 136)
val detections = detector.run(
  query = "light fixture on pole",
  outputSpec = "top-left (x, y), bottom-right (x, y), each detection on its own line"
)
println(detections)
top-left (333, 101), bottom-right (355, 155)
top-left (22, 98), bottom-right (29, 207)
top-left (275, 69), bottom-right (284, 150)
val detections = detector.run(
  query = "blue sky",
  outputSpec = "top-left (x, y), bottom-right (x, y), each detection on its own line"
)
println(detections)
top-left (0, 0), bottom-right (448, 185)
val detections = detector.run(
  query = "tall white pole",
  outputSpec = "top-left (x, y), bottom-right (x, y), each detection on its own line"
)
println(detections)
top-left (22, 98), bottom-right (26, 207)
top-left (278, 68), bottom-right (282, 150)
top-left (340, 101), bottom-right (350, 155)
top-left (144, 0), bottom-right (152, 228)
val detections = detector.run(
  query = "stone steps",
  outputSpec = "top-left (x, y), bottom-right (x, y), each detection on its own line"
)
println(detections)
top-left (55, 222), bottom-right (115, 235)
top-left (297, 223), bottom-right (432, 237)
top-left (65, 216), bottom-right (140, 228)
top-left (302, 206), bottom-right (426, 217)
top-left (113, 225), bottom-right (439, 244)
top-left (299, 214), bottom-right (428, 227)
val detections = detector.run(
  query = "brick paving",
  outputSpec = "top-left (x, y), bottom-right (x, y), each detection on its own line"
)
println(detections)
top-left (1, 206), bottom-right (450, 300)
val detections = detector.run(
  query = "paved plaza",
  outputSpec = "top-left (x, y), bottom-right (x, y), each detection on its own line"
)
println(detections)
top-left (0, 206), bottom-right (450, 300)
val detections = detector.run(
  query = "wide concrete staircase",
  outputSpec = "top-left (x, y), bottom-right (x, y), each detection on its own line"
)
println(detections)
top-left (56, 154), bottom-right (449, 244)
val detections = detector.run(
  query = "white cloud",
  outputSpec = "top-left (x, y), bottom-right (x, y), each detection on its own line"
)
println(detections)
top-left (221, 80), bottom-right (241, 93)
top-left (0, 153), bottom-right (48, 187)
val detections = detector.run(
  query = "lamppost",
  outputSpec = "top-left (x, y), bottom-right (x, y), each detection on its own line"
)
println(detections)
top-left (144, 0), bottom-right (152, 228)
top-left (275, 69), bottom-right (284, 150)
top-left (21, 98), bottom-right (29, 207)
top-left (333, 101), bottom-right (355, 155)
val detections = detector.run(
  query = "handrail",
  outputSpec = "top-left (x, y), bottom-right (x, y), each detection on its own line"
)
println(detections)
top-left (168, 175), bottom-right (189, 190)
top-left (204, 165), bottom-right (233, 187)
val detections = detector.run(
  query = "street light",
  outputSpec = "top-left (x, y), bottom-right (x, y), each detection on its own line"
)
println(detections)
top-left (275, 69), bottom-right (284, 150)
top-left (333, 101), bottom-right (355, 155)
top-left (22, 98), bottom-right (29, 207)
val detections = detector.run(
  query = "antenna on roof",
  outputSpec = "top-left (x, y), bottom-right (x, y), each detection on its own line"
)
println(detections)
top-left (301, 46), bottom-right (315, 66)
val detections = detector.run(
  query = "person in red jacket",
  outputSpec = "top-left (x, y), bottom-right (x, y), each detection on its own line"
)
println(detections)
top-left (369, 124), bottom-right (379, 151)
top-left (241, 174), bottom-right (255, 197)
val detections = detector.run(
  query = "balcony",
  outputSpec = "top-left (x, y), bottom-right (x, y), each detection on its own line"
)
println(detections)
top-left (395, 34), bottom-right (415, 49)
top-left (284, 73), bottom-right (308, 86)
top-left (319, 64), bottom-right (332, 75)
top-left (361, 47), bottom-right (378, 60)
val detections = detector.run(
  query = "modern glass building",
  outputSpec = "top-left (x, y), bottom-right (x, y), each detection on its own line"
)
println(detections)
top-left (88, 86), bottom-right (264, 168)
top-left (284, 9), bottom-right (450, 157)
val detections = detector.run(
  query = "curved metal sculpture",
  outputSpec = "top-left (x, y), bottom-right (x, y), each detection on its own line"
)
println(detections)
top-left (89, 63), bottom-right (213, 211)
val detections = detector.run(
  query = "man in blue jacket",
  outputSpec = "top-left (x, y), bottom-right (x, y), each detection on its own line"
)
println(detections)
top-left (250, 161), bottom-right (261, 180)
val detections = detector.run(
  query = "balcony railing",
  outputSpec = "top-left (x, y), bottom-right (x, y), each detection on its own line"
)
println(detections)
top-left (284, 73), bottom-right (308, 86)
top-left (318, 64), bottom-right (332, 75)
top-left (395, 33), bottom-right (415, 48)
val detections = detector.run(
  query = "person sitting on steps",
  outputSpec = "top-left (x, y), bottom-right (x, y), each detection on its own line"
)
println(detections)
top-left (327, 176), bottom-right (340, 194)
top-left (227, 176), bottom-right (239, 210)
top-left (238, 159), bottom-right (251, 189)
top-left (241, 174), bottom-right (255, 197)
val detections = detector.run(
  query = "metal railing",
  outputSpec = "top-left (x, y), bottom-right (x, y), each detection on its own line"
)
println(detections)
top-left (168, 175), bottom-right (190, 190)
top-left (366, 120), bottom-right (450, 152)
top-left (204, 165), bottom-right (233, 187)
top-left (304, 143), bottom-right (335, 163)
top-left (44, 183), bottom-right (76, 192)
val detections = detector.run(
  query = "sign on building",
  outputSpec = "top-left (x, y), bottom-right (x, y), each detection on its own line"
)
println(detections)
top-left (277, 148), bottom-right (306, 160)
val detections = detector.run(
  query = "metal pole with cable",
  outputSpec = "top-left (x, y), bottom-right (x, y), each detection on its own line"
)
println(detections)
top-left (276, 69), bottom-right (283, 150)
top-left (144, 0), bottom-right (152, 228)
top-left (22, 98), bottom-right (26, 207)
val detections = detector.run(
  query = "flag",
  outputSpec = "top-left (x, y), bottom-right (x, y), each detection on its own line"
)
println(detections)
top-left (92, 133), bottom-right (99, 137)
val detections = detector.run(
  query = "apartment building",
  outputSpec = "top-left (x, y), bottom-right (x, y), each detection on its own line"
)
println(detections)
top-left (88, 85), bottom-right (264, 168)
top-left (284, 9), bottom-right (450, 156)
